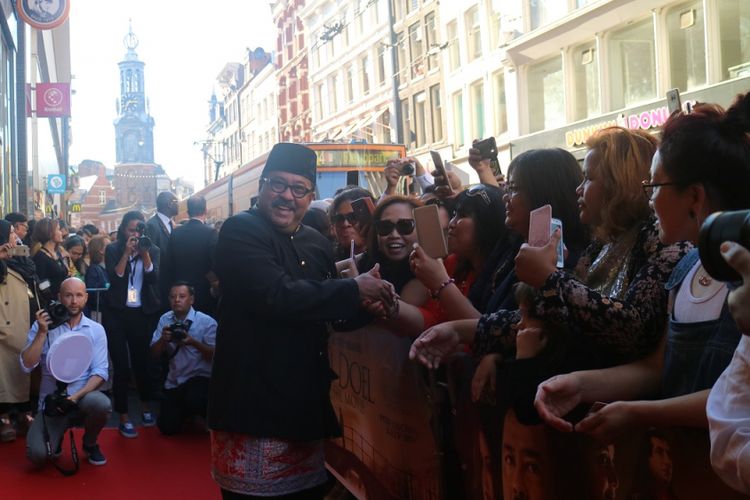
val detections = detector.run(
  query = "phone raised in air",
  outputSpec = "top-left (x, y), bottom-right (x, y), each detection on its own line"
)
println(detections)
top-left (413, 204), bottom-right (448, 259)
top-left (474, 137), bottom-right (498, 161)
top-left (430, 150), bottom-right (453, 194)
top-left (666, 88), bottom-right (682, 115)
top-left (351, 197), bottom-right (375, 227)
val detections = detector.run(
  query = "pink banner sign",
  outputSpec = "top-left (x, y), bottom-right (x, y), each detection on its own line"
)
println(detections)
top-left (36, 83), bottom-right (70, 117)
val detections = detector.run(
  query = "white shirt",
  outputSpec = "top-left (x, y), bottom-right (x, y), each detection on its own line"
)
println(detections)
top-left (157, 212), bottom-right (173, 234)
top-left (707, 334), bottom-right (750, 494)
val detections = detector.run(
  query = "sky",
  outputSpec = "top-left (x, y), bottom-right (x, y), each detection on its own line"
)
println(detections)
top-left (68, 1), bottom-right (276, 190)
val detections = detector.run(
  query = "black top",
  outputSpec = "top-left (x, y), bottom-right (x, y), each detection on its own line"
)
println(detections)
top-left (208, 209), bottom-right (361, 441)
top-left (104, 241), bottom-right (161, 315)
top-left (32, 250), bottom-right (68, 298)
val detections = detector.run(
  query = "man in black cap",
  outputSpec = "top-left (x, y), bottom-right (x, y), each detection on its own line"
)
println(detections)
top-left (208, 143), bottom-right (395, 499)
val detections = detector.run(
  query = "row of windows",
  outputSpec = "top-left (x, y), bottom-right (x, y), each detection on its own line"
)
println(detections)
top-left (451, 72), bottom-right (507, 148)
top-left (526, 0), bottom-right (750, 133)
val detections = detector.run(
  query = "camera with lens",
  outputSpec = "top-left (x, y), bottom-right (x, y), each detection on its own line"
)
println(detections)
top-left (698, 209), bottom-right (750, 282)
top-left (134, 222), bottom-right (152, 251)
top-left (169, 321), bottom-right (189, 342)
top-left (43, 386), bottom-right (78, 417)
top-left (38, 280), bottom-right (71, 330)
top-left (398, 161), bottom-right (415, 176)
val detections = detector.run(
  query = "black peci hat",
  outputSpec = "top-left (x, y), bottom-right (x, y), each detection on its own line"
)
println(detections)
top-left (262, 143), bottom-right (317, 185)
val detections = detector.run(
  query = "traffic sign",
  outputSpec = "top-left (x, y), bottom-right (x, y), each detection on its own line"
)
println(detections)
top-left (47, 174), bottom-right (66, 194)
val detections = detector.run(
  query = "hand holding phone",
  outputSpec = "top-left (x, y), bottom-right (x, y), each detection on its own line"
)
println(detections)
top-left (413, 205), bottom-right (448, 259)
top-left (474, 137), bottom-right (498, 161)
top-left (351, 197), bottom-right (375, 227)
top-left (429, 150), bottom-right (453, 194)
top-left (528, 205), bottom-right (552, 248)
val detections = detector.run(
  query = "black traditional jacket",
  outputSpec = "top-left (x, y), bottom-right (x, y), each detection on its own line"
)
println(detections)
top-left (208, 208), bottom-right (360, 440)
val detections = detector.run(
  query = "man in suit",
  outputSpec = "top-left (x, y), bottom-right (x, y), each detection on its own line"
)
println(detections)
top-left (146, 191), bottom-right (178, 309)
top-left (208, 143), bottom-right (396, 498)
top-left (163, 195), bottom-right (218, 317)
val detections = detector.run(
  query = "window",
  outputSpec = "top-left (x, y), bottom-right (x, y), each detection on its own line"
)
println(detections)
top-left (470, 80), bottom-right (485, 139)
top-left (345, 65), bottom-right (355, 103)
top-left (414, 92), bottom-right (427, 147)
top-left (452, 91), bottom-right (465, 146)
top-left (718, 0), bottom-right (750, 80)
top-left (401, 98), bottom-right (414, 148)
top-left (425, 12), bottom-right (438, 70)
top-left (430, 84), bottom-right (443, 142)
top-left (407, 0), bottom-right (418, 15)
top-left (527, 55), bottom-right (564, 132)
top-left (327, 75), bottom-right (338, 113)
top-left (492, 72), bottom-right (507, 135)
top-left (409, 21), bottom-right (424, 78)
top-left (377, 44), bottom-right (387, 85)
top-left (99, 191), bottom-right (106, 205)
top-left (529, 0), bottom-right (567, 31)
top-left (315, 83), bottom-right (324, 120)
top-left (396, 31), bottom-right (408, 81)
top-left (573, 41), bottom-right (600, 120)
top-left (466, 7), bottom-right (482, 61)
top-left (361, 54), bottom-right (372, 94)
top-left (489, 4), bottom-right (502, 49)
top-left (447, 21), bottom-right (460, 71)
top-left (667, 2), bottom-right (706, 91)
top-left (608, 18), bottom-right (656, 110)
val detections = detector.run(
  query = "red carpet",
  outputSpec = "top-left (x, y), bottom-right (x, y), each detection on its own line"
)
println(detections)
top-left (1, 427), bottom-right (220, 499)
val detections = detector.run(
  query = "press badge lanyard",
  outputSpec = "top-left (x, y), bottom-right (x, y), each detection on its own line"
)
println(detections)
top-left (127, 256), bottom-right (140, 305)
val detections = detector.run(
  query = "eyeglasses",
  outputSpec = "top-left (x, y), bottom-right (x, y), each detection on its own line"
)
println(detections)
top-left (641, 180), bottom-right (680, 199)
top-left (375, 219), bottom-right (416, 236)
top-left (505, 182), bottom-right (521, 196)
top-left (332, 212), bottom-right (359, 225)
top-left (466, 184), bottom-right (491, 206)
top-left (262, 177), bottom-right (314, 199)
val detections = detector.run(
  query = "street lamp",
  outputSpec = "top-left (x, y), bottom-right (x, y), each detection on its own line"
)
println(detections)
top-left (194, 140), bottom-right (226, 184)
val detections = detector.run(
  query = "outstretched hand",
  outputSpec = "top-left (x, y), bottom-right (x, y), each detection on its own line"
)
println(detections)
top-left (534, 373), bottom-right (583, 432)
top-left (409, 323), bottom-right (461, 369)
top-left (410, 243), bottom-right (449, 291)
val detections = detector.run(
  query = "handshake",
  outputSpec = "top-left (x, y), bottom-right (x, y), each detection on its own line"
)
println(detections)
top-left (349, 263), bottom-right (399, 320)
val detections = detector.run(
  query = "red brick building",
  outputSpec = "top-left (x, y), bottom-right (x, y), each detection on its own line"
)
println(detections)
top-left (272, 0), bottom-right (311, 142)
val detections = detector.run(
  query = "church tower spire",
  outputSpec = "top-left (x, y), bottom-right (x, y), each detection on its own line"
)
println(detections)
top-left (114, 20), bottom-right (155, 164)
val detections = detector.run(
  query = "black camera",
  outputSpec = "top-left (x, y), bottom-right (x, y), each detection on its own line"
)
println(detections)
top-left (698, 210), bottom-right (750, 282)
top-left (169, 321), bottom-right (189, 341)
top-left (399, 162), bottom-right (415, 176)
top-left (135, 222), bottom-right (152, 251)
top-left (38, 280), bottom-right (71, 329)
top-left (43, 388), bottom-right (78, 417)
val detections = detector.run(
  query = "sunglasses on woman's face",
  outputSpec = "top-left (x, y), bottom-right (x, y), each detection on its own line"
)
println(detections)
top-left (375, 219), bottom-right (416, 236)
top-left (332, 212), bottom-right (358, 225)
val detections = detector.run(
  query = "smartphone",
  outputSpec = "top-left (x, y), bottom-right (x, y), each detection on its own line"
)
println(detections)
top-left (351, 197), bottom-right (375, 227)
top-left (474, 137), bottom-right (498, 161)
top-left (666, 88), bottom-right (682, 115)
top-left (528, 205), bottom-right (552, 248)
top-left (9, 245), bottom-right (30, 257)
top-left (550, 217), bottom-right (564, 268)
top-left (413, 205), bottom-right (449, 259)
top-left (429, 150), bottom-right (449, 187)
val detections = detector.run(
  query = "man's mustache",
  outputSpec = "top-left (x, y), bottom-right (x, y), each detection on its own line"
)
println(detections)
top-left (272, 200), bottom-right (295, 210)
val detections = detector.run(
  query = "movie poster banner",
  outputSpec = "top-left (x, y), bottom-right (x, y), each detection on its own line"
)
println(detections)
top-left (326, 326), bottom-right (442, 499)
top-left (327, 325), bottom-right (746, 499)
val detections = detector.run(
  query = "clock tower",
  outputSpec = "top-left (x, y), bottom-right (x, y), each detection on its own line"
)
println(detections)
top-left (114, 22), bottom-right (155, 164)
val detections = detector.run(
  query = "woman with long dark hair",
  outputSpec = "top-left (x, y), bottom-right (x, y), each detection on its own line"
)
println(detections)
top-left (104, 211), bottom-right (161, 438)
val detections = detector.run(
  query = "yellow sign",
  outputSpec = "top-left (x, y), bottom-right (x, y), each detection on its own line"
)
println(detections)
top-left (70, 203), bottom-right (81, 213)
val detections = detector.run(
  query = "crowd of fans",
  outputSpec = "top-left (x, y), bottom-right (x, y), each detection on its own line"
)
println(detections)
top-left (0, 91), bottom-right (749, 498)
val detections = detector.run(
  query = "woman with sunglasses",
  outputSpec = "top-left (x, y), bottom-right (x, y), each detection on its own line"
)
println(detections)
top-left (356, 196), bottom-right (426, 306)
top-left (533, 96), bottom-right (750, 454)
top-left (330, 187), bottom-right (376, 261)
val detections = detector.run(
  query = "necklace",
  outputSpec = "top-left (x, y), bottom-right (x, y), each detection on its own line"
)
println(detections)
top-left (697, 274), bottom-right (713, 287)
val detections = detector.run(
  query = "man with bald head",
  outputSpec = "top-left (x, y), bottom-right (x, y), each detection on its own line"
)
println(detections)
top-left (21, 277), bottom-right (111, 468)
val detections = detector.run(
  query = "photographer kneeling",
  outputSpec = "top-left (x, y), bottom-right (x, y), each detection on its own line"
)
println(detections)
top-left (21, 277), bottom-right (111, 467)
top-left (150, 281), bottom-right (216, 435)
